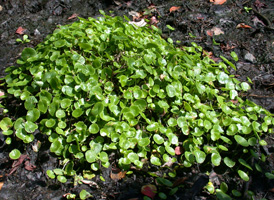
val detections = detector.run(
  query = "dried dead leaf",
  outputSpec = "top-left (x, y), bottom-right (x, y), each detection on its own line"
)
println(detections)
top-left (162, 157), bottom-right (174, 167)
top-left (175, 146), bottom-right (183, 155)
top-left (252, 16), bottom-right (265, 26)
top-left (236, 23), bottom-right (252, 29)
top-left (269, 188), bottom-right (274, 193)
top-left (110, 167), bottom-right (126, 181)
top-left (212, 27), bottom-right (224, 35)
top-left (113, 0), bottom-right (122, 6)
top-left (149, 16), bottom-right (159, 25)
top-left (81, 179), bottom-right (99, 188)
top-left (68, 13), bottom-right (78, 20)
top-left (129, 19), bottom-right (147, 27)
top-left (210, 0), bottom-right (227, 5)
top-left (254, 0), bottom-right (267, 9)
top-left (15, 27), bottom-right (26, 35)
top-left (129, 11), bottom-right (141, 18)
top-left (207, 27), bottom-right (224, 36)
top-left (24, 160), bottom-right (36, 171)
top-left (172, 177), bottom-right (188, 187)
top-left (0, 181), bottom-right (3, 191)
top-left (141, 184), bottom-right (157, 199)
top-left (206, 30), bottom-right (214, 37)
top-left (169, 6), bottom-right (181, 13)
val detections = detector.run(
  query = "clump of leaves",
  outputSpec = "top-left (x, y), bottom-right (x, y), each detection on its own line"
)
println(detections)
top-left (1, 10), bottom-right (273, 197)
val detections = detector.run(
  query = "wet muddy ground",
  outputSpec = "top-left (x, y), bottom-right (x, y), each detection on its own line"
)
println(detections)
top-left (0, 0), bottom-right (274, 199)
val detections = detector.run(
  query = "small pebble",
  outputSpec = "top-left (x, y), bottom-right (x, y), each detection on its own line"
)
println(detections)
top-left (34, 29), bottom-right (41, 36)
top-left (0, 5), bottom-right (3, 12)
top-left (244, 52), bottom-right (256, 63)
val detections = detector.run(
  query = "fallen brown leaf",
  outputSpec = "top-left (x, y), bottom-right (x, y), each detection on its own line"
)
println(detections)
top-left (206, 30), bottom-right (214, 37)
top-left (15, 27), bottom-right (26, 35)
top-left (175, 146), bottom-right (183, 155)
top-left (0, 181), bottom-right (3, 191)
top-left (68, 13), bottom-right (78, 20)
top-left (254, 0), bottom-right (267, 9)
top-left (236, 23), bottom-right (252, 29)
top-left (24, 160), bottom-right (36, 171)
top-left (269, 188), bottom-right (274, 193)
top-left (129, 19), bottom-right (147, 27)
top-left (169, 6), bottom-right (181, 13)
top-left (210, 0), bottom-right (227, 5)
top-left (149, 16), bottom-right (159, 25)
top-left (110, 167), bottom-right (127, 181)
top-left (173, 177), bottom-right (188, 187)
top-left (207, 27), bottom-right (224, 36)
top-left (141, 184), bottom-right (157, 199)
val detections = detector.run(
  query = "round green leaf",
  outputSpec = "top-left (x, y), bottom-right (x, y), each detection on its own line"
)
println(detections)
top-left (91, 102), bottom-right (104, 115)
top-left (259, 140), bottom-right (267, 146)
top-left (230, 51), bottom-right (238, 61)
top-left (24, 96), bottom-right (37, 110)
top-left (238, 158), bottom-right (253, 170)
top-left (241, 82), bottom-right (250, 91)
top-left (99, 151), bottom-right (109, 163)
top-left (165, 146), bottom-right (175, 156)
top-left (45, 118), bottom-right (56, 128)
top-left (238, 170), bottom-right (249, 181)
top-left (166, 84), bottom-right (176, 97)
top-left (72, 109), bottom-right (84, 118)
top-left (0, 117), bottom-right (13, 131)
top-left (85, 150), bottom-right (97, 163)
top-left (128, 152), bottom-right (139, 162)
top-left (38, 99), bottom-right (48, 113)
top-left (153, 134), bottom-right (164, 144)
top-left (138, 138), bottom-right (150, 147)
top-left (211, 153), bottom-right (221, 166)
top-left (25, 121), bottom-right (38, 133)
top-left (46, 170), bottom-right (56, 179)
top-left (232, 190), bottom-right (242, 197)
top-left (134, 99), bottom-right (147, 111)
top-left (234, 135), bottom-right (249, 147)
top-left (89, 123), bottom-right (99, 134)
top-left (146, 123), bottom-right (159, 132)
top-left (224, 157), bottom-right (235, 168)
top-left (265, 172), bottom-right (274, 179)
top-left (168, 118), bottom-right (177, 127)
top-left (9, 149), bottom-right (21, 160)
top-left (26, 109), bottom-right (40, 122)
top-left (60, 98), bottom-right (71, 109)
top-left (2, 130), bottom-right (13, 136)
top-left (150, 156), bottom-right (161, 166)
top-left (58, 121), bottom-right (67, 129)
top-left (216, 190), bottom-right (232, 200)
top-left (56, 109), bottom-right (66, 118)
top-left (57, 175), bottom-right (67, 183)
top-left (194, 150), bottom-right (206, 164)
top-left (50, 140), bottom-right (61, 152)
top-left (230, 90), bottom-right (238, 99)
top-left (21, 47), bottom-right (37, 61)
top-left (203, 120), bottom-right (212, 130)
top-left (80, 189), bottom-right (91, 200)
top-left (156, 177), bottom-right (173, 187)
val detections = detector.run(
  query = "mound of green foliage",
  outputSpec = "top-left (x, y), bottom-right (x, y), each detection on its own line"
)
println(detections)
top-left (1, 10), bottom-right (274, 198)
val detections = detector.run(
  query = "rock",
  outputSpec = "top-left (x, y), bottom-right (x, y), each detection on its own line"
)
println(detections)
top-left (244, 52), bottom-right (256, 63)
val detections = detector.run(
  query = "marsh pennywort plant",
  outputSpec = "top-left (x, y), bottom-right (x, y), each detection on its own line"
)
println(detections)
top-left (0, 10), bottom-right (273, 197)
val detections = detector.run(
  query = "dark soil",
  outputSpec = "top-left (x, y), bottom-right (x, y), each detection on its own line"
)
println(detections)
top-left (0, 0), bottom-right (274, 199)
